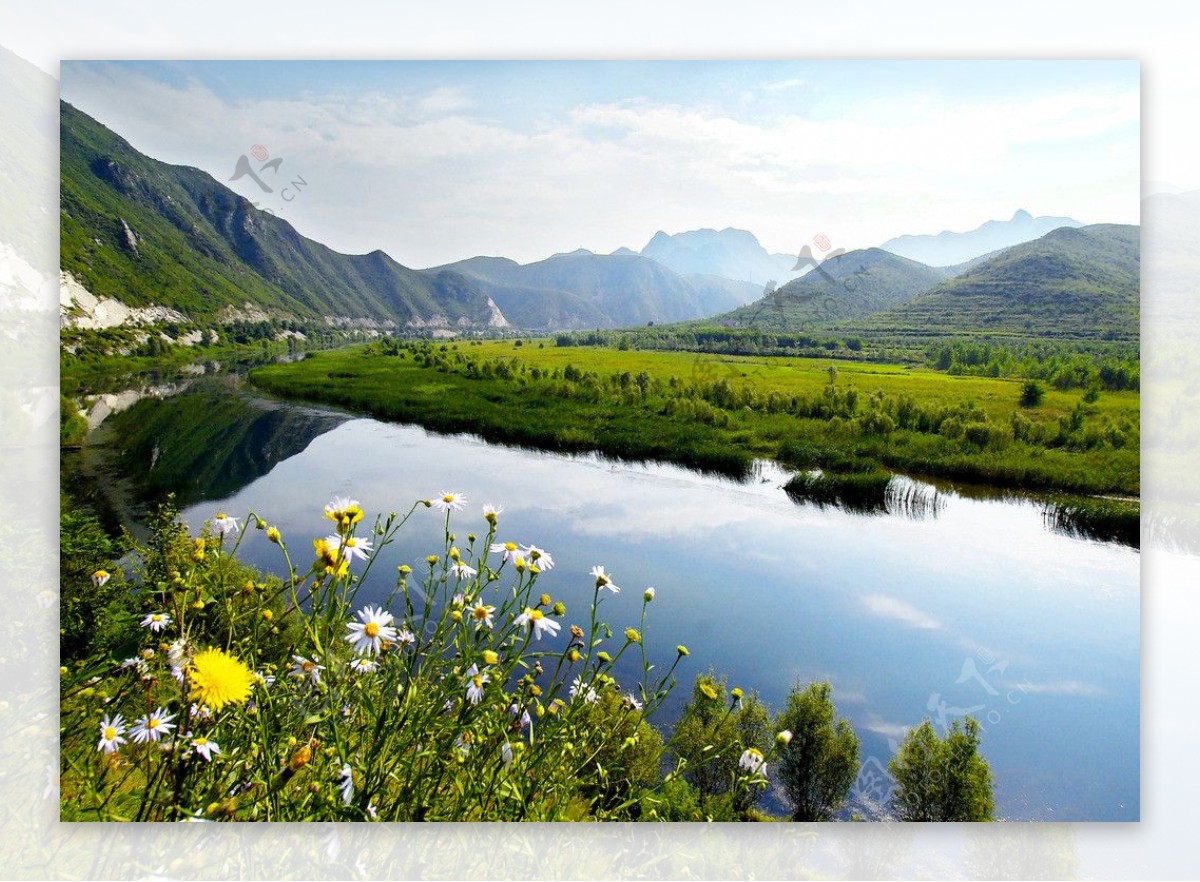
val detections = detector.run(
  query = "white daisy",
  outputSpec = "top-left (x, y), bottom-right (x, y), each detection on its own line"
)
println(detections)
top-left (212, 513), bottom-right (239, 536)
top-left (344, 605), bottom-right (398, 656)
top-left (253, 671), bottom-right (276, 689)
top-left (190, 735), bottom-right (221, 762)
top-left (482, 503), bottom-right (503, 524)
top-left (514, 607), bottom-right (561, 641)
top-left (432, 491), bottom-right (466, 512)
top-left (455, 732), bottom-right (474, 755)
top-left (289, 655), bottom-right (324, 684)
top-left (570, 676), bottom-right (598, 704)
top-left (521, 544), bottom-right (554, 571)
top-left (470, 603), bottom-right (495, 630)
top-left (97, 714), bottom-right (126, 754)
top-left (348, 657), bottom-right (378, 675)
top-left (624, 693), bottom-right (644, 712)
top-left (449, 561), bottom-right (477, 580)
top-left (465, 664), bottom-right (489, 705)
top-left (395, 628), bottom-right (416, 647)
top-left (324, 533), bottom-right (373, 563)
top-left (489, 540), bottom-right (522, 564)
top-left (92, 570), bottom-right (111, 587)
top-left (590, 565), bottom-right (620, 594)
top-left (130, 707), bottom-right (176, 744)
top-left (739, 747), bottom-right (767, 777)
top-left (338, 763), bottom-right (354, 805)
top-left (141, 612), bottom-right (172, 633)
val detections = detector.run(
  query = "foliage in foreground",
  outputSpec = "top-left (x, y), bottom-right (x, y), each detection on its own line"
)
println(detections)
top-left (58, 495), bottom-right (762, 821)
top-left (60, 491), bottom-right (998, 821)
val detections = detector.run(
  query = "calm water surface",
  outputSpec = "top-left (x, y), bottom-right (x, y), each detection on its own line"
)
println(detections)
top-left (70, 378), bottom-right (1140, 820)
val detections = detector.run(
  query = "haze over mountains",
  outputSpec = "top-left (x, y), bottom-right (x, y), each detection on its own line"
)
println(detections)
top-left (879, 209), bottom-right (1084, 266)
top-left (60, 100), bottom-right (1137, 343)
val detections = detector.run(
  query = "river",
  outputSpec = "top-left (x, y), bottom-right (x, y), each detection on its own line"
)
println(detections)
top-left (62, 373), bottom-right (1140, 821)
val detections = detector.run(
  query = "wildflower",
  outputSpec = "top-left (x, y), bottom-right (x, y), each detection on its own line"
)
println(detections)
top-left (433, 491), bottom-right (466, 512)
top-left (92, 570), bottom-right (110, 587)
top-left (141, 612), bottom-right (172, 633)
top-left (677, 644), bottom-right (690, 657)
top-left (212, 513), bottom-right (239, 536)
top-left (262, 525), bottom-right (281, 545)
top-left (348, 657), bottom-right (378, 675)
top-left (465, 664), bottom-right (489, 705)
top-left (120, 657), bottom-right (147, 675)
top-left (130, 707), bottom-right (177, 744)
top-left (644, 587), bottom-right (656, 602)
top-left (455, 732), bottom-right (474, 755)
top-left (189, 704), bottom-right (214, 722)
top-left (313, 538), bottom-right (349, 578)
top-left (325, 496), bottom-right (364, 534)
top-left (398, 564), bottom-right (412, 576)
top-left (190, 735), bottom-right (221, 762)
top-left (471, 603), bottom-right (496, 630)
top-left (289, 655), bottom-right (324, 684)
top-left (777, 730), bottom-right (794, 746)
top-left (570, 676), bottom-right (598, 704)
top-left (338, 763), bottom-right (354, 805)
top-left (172, 666), bottom-right (185, 685)
top-left (344, 605), bottom-right (397, 655)
top-left (521, 544), bottom-right (554, 571)
top-left (483, 504), bottom-right (503, 525)
top-left (187, 647), bottom-right (254, 712)
top-left (325, 534), bottom-right (373, 563)
top-left (739, 747), bottom-right (767, 777)
top-left (261, 609), bottom-right (274, 622)
top-left (699, 682), bottom-right (719, 701)
top-left (624, 628), bottom-right (642, 644)
top-left (514, 555), bottom-right (527, 573)
top-left (253, 671), bottom-right (275, 689)
top-left (97, 714), bottom-right (126, 754)
top-left (514, 607), bottom-right (561, 641)
top-left (449, 561), bottom-right (477, 580)
top-left (395, 628), bottom-right (416, 647)
top-left (590, 565), bottom-right (620, 594)
top-left (501, 742), bottom-right (515, 770)
top-left (624, 693), bottom-right (644, 712)
top-left (481, 650), bottom-right (499, 665)
top-left (191, 538), bottom-right (206, 561)
top-left (290, 743), bottom-right (313, 770)
top-left (490, 541), bottom-right (521, 564)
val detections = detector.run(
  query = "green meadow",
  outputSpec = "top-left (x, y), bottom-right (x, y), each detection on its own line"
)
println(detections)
top-left (250, 340), bottom-right (1139, 499)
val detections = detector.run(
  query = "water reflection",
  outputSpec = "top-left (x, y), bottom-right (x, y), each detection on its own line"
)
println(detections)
top-left (61, 379), bottom-right (1140, 820)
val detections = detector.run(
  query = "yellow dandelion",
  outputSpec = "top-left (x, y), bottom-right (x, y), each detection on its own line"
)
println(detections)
top-left (188, 648), bottom-right (254, 712)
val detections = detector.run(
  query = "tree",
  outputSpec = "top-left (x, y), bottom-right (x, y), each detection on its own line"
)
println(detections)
top-left (889, 717), bottom-right (995, 821)
top-left (1019, 380), bottom-right (1045, 407)
top-left (775, 681), bottom-right (860, 821)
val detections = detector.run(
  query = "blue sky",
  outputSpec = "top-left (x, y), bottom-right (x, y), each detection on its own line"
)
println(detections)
top-left (61, 60), bottom-right (1140, 267)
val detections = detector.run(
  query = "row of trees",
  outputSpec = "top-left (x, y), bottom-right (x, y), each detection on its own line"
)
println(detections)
top-left (665, 673), bottom-right (994, 822)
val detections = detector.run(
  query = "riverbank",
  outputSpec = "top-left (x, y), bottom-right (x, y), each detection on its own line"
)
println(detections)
top-left (250, 342), bottom-right (1140, 500)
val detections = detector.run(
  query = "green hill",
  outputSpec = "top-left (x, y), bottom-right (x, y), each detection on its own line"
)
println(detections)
top-left (843, 224), bottom-right (1140, 341)
top-left (60, 101), bottom-right (500, 328)
top-left (714, 248), bottom-right (946, 331)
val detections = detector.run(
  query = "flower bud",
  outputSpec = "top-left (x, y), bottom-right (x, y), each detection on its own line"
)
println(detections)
top-left (676, 645), bottom-right (689, 657)
top-left (552, 601), bottom-right (566, 616)
top-left (777, 729), bottom-right (794, 745)
top-left (539, 593), bottom-right (551, 607)
top-left (481, 650), bottom-right (499, 666)
top-left (624, 628), bottom-right (642, 644)
top-left (267, 526), bottom-right (281, 544)
top-left (644, 587), bottom-right (656, 602)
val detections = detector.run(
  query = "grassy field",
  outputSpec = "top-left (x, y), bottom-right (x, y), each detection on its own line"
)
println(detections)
top-left (250, 340), bottom-right (1139, 500)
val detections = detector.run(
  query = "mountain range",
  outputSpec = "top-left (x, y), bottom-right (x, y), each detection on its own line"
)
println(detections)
top-left (60, 100), bottom-right (1137, 343)
top-left (879, 209), bottom-right (1083, 266)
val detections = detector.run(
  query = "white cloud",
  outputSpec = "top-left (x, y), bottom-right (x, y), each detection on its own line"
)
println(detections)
top-left (861, 593), bottom-right (943, 630)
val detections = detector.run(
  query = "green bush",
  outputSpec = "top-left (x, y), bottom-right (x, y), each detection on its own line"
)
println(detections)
top-left (775, 682), bottom-right (860, 821)
top-left (889, 717), bottom-right (995, 821)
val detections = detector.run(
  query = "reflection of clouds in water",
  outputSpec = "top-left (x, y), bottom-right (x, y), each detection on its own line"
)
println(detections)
top-left (862, 593), bottom-right (943, 630)
top-left (1006, 680), bottom-right (1104, 696)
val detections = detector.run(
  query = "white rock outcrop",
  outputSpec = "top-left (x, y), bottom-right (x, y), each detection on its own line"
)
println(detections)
top-left (60, 271), bottom-right (187, 329)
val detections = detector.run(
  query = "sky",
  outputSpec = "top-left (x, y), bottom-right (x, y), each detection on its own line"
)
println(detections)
top-left (60, 60), bottom-right (1140, 268)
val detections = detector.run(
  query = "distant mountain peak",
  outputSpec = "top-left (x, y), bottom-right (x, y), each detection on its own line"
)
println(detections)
top-left (880, 210), bottom-right (1084, 267)
top-left (639, 226), bottom-right (798, 286)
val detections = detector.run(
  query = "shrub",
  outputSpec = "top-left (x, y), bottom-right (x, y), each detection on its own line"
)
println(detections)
top-left (1019, 380), bottom-right (1045, 407)
top-left (774, 682), bottom-right (860, 821)
top-left (889, 717), bottom-right (995, 821)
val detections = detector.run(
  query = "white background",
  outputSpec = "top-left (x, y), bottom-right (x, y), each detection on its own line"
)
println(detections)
top-left (4, 1), bottom-right (1198, 878)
